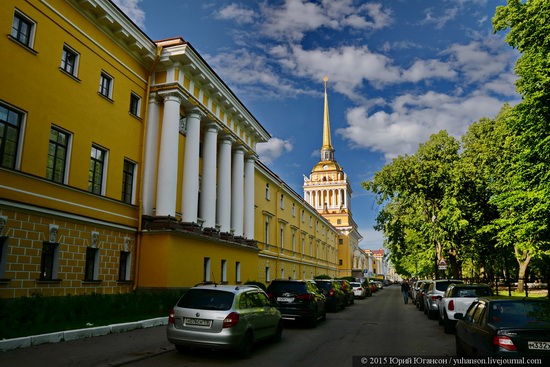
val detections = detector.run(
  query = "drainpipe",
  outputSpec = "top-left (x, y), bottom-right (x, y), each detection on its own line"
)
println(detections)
top-left (133, 45), bottom-right (163, 291)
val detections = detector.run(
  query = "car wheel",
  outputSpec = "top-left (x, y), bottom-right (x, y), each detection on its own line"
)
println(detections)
top-left (455, 336), bottom-right (465, 357)
top-left (321, 306), bottom-right (327, 321)
top-left (272, 322), bottom-right (283, 343)
top-left (443, 314), bottom-right (455, 334)
top-left (307, 309), bottom-right (318, 328)
top-left (237, 331), bottom-right (254, 358)
top-left (175, 344), bottom-right (190, 354)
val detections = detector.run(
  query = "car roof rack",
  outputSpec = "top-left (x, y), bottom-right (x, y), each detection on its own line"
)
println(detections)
top-left (194, 281), bottom-right (219, 287)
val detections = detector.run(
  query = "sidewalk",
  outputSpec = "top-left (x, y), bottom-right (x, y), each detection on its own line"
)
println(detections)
top-left (0, 318), bottom-right (173, 367)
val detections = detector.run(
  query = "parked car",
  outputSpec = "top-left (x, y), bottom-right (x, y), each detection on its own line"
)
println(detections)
top-left (266, 279), bottom-right (326, 327)
top-left (314, 279), bottom-right (346, 312)
top-left (350, 281), bottom-right (367, 299)
top-left (336, 279), bottom-right (355, 305)
top-left (167, 283), bottom-right (282, 358)
top-left (455, 297), bottom-right (550, 358)
top-left (416, 281), bottom-right (432, 311)
top-left (369, 281), bottom-right (379, 293)
top-left (438, 283), bottom-right (493, 333)
top-left (410, 280), bottom-right (424, 305)
top-left (424, 279), bottom-right (464, 319)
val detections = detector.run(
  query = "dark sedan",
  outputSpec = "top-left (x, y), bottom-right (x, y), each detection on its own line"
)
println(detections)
top-left (455, 297), bottom-right (550, 358)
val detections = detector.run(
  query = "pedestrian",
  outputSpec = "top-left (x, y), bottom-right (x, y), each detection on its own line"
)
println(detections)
top-left (401, 280), bottom-right (410, 304)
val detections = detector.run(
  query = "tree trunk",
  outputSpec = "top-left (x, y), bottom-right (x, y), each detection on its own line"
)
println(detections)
top-left (515, 246), bottom-right (532, 293)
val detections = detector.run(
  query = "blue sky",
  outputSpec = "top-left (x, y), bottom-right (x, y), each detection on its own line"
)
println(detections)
top-left (112, 0), bottom-right (520, 250)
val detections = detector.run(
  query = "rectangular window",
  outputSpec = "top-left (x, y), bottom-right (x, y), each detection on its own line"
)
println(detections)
top-left (84, 247), bottom-right (99, 281)
top-left (61, 45), bottom-right (79, 77)
top-left (0, 237), bottom-right (7, 278)
top-left (265, 266), bottom-right (270, 282)
top-left (122, 159), bottom-right (136, 204)
top-left (235, 262), bottom-right (241, 283)
top-left (99, 71), bottom-right (113, 99)
top-left (40, 242), bottom-right (59, 280)
top-left (89, 145), bottom-right (106, 194)
top-left (11, 11), bottom-right (35, 48)
top-left (0, 103), bottom-right (23, 169)
top-left (129, 93), bottom-right (141, 117)
top-left (203, 257), bottom-right (211, 282)
top-left (221, 260), bottom-right (227, 282)
top-left (119, 251), bottom-right (130, 281)
top-left (47, 127), bottom-right (70, 183)
top-left (339, 238), bottom-right (344, 245)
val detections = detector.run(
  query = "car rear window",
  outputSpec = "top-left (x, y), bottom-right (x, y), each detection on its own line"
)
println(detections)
top-left (315, 281), bottom-right (333, 290)
top-left (267, 281), bottom-right (306, 293)
top-left (176, 289), bottom-right (234, 310)
top-left (436, 281), bottom-right (462, 291)
top-left (490, 301), bottom-right (550, 327)
top-left (456, 287), bottom-right (493, 297)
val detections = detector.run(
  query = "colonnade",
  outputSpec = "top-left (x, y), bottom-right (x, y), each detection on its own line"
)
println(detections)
top-left (305, 188), bottom-right (349, 211)
top-left (141, 91), bottom-right (255, 239)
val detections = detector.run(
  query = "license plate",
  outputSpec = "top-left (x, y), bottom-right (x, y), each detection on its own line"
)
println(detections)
top-left (184, 318), bottom-right (212, 327)
top-left (277, 297), bottom-right (294, 303)
top-left (528, 341), bottom-right (550, 350)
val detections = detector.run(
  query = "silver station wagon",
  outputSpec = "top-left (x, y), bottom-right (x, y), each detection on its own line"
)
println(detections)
top-left (167, 283), bottom-right (283, 358)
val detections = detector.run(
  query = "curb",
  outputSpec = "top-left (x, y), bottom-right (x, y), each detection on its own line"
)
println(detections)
top-left (0, 317), bottom-right (168, 352)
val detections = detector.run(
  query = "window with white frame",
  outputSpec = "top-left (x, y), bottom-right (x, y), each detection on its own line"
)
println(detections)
top-left (89, 145), bottom-right (107, 195)
top-left (221, 259), bottom-right (227, 282)
top-left (292, 203), bottom-right (295, 217)
top-left (301, 210), bottom-right (304, 222)
top-left (99, 71), bottom-right (113, 99)
top-left (40, 242), bottom-right (59, 280)
top-left (11, 11), bottom-right (35, 48)
top-left (309, 216), bottom-right (312, 227)
top-left (118, 251), bottom-right (131, 281)
top-left (129, 92), bottom-right (141, 117)
top-left (203, 257), bottom-right (211, 282)
top-left (47, 126), bottom-right (70, 184)
top-left (301, 234), bottom-right (305, 254)
top-left (60, 45), bottom-right (79, 77)
top-left (122, 159), bottom-right (136, 204)
top-left (291, 229), bottom-right (296, 254)
top-left (265, 183), bottom-right (270, 200)
top-left (0, 103), bottom-right (23, 169)
top-left (264, 216), bottom-right (270, 245)
top-left (235, 261), bottom-right (241, 283)
top-left (280, 193), bottom-right (284, 209)
top-left (265, 266), bottom-right (271, 282)
top-left (279, 223), bottom-right (284, 250)
top-left (84, 247), bottom-right (99, 281)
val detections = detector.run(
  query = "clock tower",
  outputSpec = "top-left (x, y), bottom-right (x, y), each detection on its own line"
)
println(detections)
top-left (303, 78), bottom-right (363, 277)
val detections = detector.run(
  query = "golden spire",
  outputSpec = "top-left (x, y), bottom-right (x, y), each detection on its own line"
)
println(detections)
top-left (321, 77), bottom-right (334, 161)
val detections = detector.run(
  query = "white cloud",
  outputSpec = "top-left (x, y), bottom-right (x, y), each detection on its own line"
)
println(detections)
top-left (259, 0), bottom-right (392, 41)
top-left (256, 137), bottom-right (294, 164)
top-left (112, 0), bottom-right (146, 28)
top-left (214, 3), bottom-right (255, 24)
top-left (336, 91), bottom-right (509, 162)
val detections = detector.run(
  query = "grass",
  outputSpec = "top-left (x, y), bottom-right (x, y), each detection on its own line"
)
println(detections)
top-left (0, 290), bottom-right (184, 340)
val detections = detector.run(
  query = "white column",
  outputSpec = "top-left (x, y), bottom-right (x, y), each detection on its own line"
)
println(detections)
top-left (217, 136), bottom-right (234, 232)
top-left (181, 108), bottom-right (204, 223)
top-left (344, 189), bottom-right (348, 209)
top-left (156, 92), bottom-right (182, 217)
top-left (199, 123), bottom-right (220, 228)
top-left (142, 95), bottom-right (160, 216)
top-left (244, 156), bottom-right (255, 239)
top-left (231, 147), bottom-right (245, 236)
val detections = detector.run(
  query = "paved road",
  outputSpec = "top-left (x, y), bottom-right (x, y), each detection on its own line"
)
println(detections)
top-left (0, 285), bottom-right (455, 367)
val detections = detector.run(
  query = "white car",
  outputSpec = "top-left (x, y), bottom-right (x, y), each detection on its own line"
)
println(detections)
top-left (438, 283), bottom-right (493, 333)
top-left (350, 282), bottom-right (367, 299)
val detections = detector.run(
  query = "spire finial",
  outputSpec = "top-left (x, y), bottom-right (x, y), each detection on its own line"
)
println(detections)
top-left (323, 76), bottom-right (329, 89)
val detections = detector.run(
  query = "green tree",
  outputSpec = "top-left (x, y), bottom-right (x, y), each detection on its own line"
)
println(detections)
top-left (493, 0), bottom-right (550, 291)
top-left (364, 131), bottom-right (460, 278)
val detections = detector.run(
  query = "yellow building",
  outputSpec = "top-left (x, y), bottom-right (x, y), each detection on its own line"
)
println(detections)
top-left (0, 0), bottom-right (341, 298)
top-left (303, 78), bottom-right (366, 279)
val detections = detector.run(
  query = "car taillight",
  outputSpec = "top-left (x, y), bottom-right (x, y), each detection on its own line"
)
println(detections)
top-left (223, 312), bottom-right (240, 328)
top-left (328, 289), bottom-right (334, 297)
top-left (448, 300), bottom-right (454, 311)
top-left (266, 293), bottom-right (274, 299)
top-left (431, 295), bottom-right (439, 301)
top-left (296, 294), bottom-right (314, 301)
top-left (493, 336), bottom-right (517, 351)
top-left (168, 308), bottom-right (175, 324)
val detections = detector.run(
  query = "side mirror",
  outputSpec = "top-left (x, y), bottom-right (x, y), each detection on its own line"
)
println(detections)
top-left (454, 313), bottom-right (464, 320)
